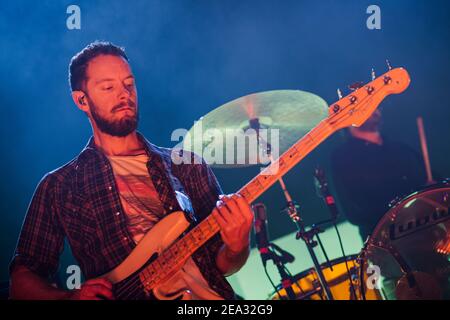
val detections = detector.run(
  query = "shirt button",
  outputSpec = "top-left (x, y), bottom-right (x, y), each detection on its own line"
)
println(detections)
top-left (168, 206), bottom-right (173, 211)
top-left (115, 211), bottom-right (121, 216)
top-left (108, 186), bottom-right (112, 191)
top-left (123, 236), bottom-right (128, 241)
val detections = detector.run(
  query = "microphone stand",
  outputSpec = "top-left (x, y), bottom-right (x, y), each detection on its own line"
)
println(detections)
top-left (250, 118), bottom-right (334, 300)
top-left (279, 182), bottom-right (334, 300)
top-left (266, 244), bottom-right (298, 300)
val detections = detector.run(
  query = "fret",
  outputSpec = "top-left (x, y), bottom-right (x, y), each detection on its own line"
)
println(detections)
top-left (147, 264), bottom-right (156, 276)
top-left (187, 232), bottom-right (198, 246)
top-left (152, 258), bottom-right (162, 269)
top-left (191, 228), bottom-right (202, 242)
top-left (177, 238), bottom-right (187, 251)
top-left (141, 267), bottom-right (150, 280)
top-left (197, 223), bottom-right (211, 238)
top-left (206, 215), bottom-right (220, 232)
top-left (171, 242), bottom-right (180, 256)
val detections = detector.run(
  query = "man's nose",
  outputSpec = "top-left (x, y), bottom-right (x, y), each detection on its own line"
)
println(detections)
top-left (118, 84), bottom-right (132, 101)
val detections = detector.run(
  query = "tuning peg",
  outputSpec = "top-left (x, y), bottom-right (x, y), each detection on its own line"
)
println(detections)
top-left (386, 59), bottom-right (392, 70)
top-left (337, 88), bottom-right (343, 99)
top-left (371, 68), bottom-right (376, 81)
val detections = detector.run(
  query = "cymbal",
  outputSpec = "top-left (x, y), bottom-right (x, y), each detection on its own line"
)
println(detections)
top-left (182, 90), bottom-right (328, 168)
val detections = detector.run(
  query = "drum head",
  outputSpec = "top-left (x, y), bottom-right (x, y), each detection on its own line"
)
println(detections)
top-left (365, 180), bottom-right (450, 299)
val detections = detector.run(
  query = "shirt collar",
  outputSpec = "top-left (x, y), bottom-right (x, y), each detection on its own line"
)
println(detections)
top-left (82, 131), bottom-right (160, 158)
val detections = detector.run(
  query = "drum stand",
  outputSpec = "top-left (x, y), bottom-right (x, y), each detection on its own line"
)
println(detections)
top-left (250, 119), bottom-right (334, 300)
top-left (278, 177), bottom-right (335, 300)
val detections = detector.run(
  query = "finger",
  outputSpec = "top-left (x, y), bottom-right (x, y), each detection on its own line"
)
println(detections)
top-left (216, 199), bottom-right (232, 223)
top-left (212, 208), bottom-right (227, 229)
top-left (230, 194), bottom-right (252, 222)
top-left (234, 194), bottom-right (254, 223)
top-left (220, 194), bottom-right (249, 228)
top-left (212, 208), bottom-right (233, 243)
top-left (221, 195), bottom-right (244, 224)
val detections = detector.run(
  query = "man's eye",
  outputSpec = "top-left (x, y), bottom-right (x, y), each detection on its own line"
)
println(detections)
top-left (102, 86), bottom-right (113, 91)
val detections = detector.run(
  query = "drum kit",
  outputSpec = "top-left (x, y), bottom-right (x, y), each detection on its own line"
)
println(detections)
top-left (182, 67), bottom-right (450, 300)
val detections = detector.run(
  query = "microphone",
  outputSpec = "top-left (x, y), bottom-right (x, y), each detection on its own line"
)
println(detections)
top-left (271, 243), bottom-right (295, 264)
top-left (253, 203), bottom-right (272, 267)
top-left (314, 166), bottom-right (338, 220)
top-left (253, 203), bottom-right (296, 267)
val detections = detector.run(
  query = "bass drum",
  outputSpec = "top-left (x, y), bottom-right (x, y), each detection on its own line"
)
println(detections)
top-left (362, 180), bottom-right (450, 300)
top-left (271, 255), bottom-right (383, 300)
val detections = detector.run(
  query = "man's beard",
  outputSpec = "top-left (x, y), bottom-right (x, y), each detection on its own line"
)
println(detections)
top-left (88, 97), bottom-right (139, 137)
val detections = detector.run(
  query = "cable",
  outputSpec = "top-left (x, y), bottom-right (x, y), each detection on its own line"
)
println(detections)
top-left (333, 222), bottom-right (358, 299)
top-left (284, 265), bottom-right (305, 296)
top-left (263, 263), bottom-right (283, 300)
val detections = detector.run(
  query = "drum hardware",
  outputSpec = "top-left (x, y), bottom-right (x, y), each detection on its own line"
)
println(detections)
top-left (253, 203), bottom-right (298, 300)
top-left (271, 255), bottom-right (383, 300)
top-left (278, 192), bottom-right (334, 300)
top-left (313, 166), bottom-right (357, 298)
top-left (357, 237), bottom-right (371, 300)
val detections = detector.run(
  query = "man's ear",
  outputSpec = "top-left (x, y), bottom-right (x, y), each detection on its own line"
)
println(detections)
top-left (72, 90), bottom-right (89, 112)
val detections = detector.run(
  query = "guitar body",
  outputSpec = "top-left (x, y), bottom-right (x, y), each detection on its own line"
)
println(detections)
top-left (102, 211), bottom-right (193, 300)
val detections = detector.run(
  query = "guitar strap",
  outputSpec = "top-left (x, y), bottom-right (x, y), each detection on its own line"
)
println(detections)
top-left (159, 152), bottom-right (198, 226)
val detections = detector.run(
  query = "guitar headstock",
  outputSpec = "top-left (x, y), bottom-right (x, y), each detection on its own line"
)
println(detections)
top-left (328, 67), bottom-right (410, 130)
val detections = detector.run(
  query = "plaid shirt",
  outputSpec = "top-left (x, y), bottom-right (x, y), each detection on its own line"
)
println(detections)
top-left (10, 132), bottom-right (235, 299)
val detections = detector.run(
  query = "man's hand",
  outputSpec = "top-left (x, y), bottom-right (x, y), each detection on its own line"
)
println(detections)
top-left (68, 278), bottom-right (115, 300)
top-left (213, 194), bottom-right (253, 275)
top-left (213, 194), bottom-right (253, 254)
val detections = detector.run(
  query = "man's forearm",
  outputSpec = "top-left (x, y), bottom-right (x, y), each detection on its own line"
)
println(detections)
top-left (10, 265), bottom-right (72, 300)
top-left (216, 244), bottom-right (250, 277)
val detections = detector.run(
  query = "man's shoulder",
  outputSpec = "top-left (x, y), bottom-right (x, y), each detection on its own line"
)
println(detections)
top-left (44, 154), bottom-right (87, 186)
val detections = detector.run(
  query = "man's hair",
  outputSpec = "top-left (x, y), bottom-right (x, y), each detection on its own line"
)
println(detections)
top-left (68, 41), bottom-right (128, 92)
